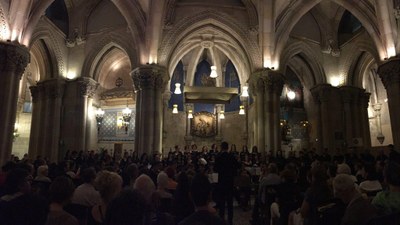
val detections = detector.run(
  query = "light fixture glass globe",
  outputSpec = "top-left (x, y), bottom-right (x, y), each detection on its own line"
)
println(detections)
top-left (287, 90), bottom-right (296, 100)
top-left (172, 104), bottom-right (178, 114)
top-left (239, 105), bottom-right (245, 115)
top-left (210, 66), bottom-right (218, 78)
top-left (188, 109), bottom-right (193, 118)
top-left (122, 107), bottom-right (132, 116)
top-left (242, 86), bottom-right (249, 97)
top-left (174, 83), bottom-right (182, 94)
top-left (95, 108), bottom-right (105, 117)
top-left (220, 111), bottom-right (225, 119)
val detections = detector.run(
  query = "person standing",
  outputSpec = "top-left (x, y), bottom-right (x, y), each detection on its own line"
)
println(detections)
top-left (214, 141), bottom-right (240, 225)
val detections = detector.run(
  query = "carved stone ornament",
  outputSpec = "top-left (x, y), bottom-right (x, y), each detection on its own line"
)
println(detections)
top-left (100, 87), bottom-right (135, 100)
top-left (378, 57), bottom-right (400, 89)
top-left (43, 79), bottom-right (66, 99)
top-left (131, 65), bottom-right (168, 91)
top-left (77, 77), bottom-right (98, 97)
top-left (0, 42), bottom-right (30, 77)
top-left (30, 85), bottom-right (45, 103)
top-left (191, 111), bottom-right (217, 137)
top-left (249, 69), bottom-right (284, 96)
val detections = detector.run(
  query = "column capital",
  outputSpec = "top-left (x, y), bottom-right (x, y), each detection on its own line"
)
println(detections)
top-left (30, 85), bottom-right (45, 103)
top-left (249, 69), bottom-right (284, 96)
top-left (75, 77), bottom-right (98, 97)
top-left (131, 65), bottom-right (168, 92)
top-left (41, 78), bottom-right (67, 99)
top-left (310, 83), bottom-right (334, 103)
top-left (0, 42), bottom-right (30, 77)
top-left (361, 92), bottom-right (371, 109)
top-left (339, 86), bottom-right (365, 104)
top-left (378, 57), bottom-right (400, 89)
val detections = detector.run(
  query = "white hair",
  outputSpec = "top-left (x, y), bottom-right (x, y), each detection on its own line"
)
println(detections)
top-left (157, 172), bottom-right (169, 189)
top-left (133, 174), bottom-right (155, 202)
top-left (37, 165), bottom-right (48, 176)
top-left (333, 174), bottom-right (355, 192)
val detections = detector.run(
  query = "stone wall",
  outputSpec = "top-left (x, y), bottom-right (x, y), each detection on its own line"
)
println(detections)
top-left (12, 113), bottom-right (32, 158)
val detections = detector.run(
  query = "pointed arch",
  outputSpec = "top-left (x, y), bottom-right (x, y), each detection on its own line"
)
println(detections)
top-left (275, 0), bottom-right (385, 63)
top-left (30, 18), bottom-right (65, 78)
top-left (159, 10), bottom-right (260, 85)
top-left (81, 33), bottom-right (138, 80)
top-left (21, 0), bottom-right (55, 46)
top-left (279, 41), bottom-right (326, 88)
top-left (342, 39), bottom-right (380, 87)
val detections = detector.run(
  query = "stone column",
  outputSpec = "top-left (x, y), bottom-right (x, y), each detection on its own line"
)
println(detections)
top-left (250, 77), bottom-right (265, 153)
top-left (44, 79), bottom-right (65, 162)
top-left (378, 57), bottom-right (400, 150)
top-left (0, 42), bottom-right (29, 166)
top-left (77, 78), bottom-right (97, 152)
top-left (131, 65), bottom-right (168, 156)
top-left (361, 92), bottom-right (371, 149)
top-left (215, 104), bottom-right (224, 143)
top-left (250, 69), bottom-right (284, 154)
top-left (28, 85), bottom-right (44, 158)
top-left (311, 84), bottom-right (332, 151)
top-left (340, 87), bottom-right (353, 148)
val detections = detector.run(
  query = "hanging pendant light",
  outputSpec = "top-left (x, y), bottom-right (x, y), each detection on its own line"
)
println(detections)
top-left (239, 105), bottom-right (245, 115)
top-left (220, 110), bottom-right (225, 119)
top-left (188, 109), bottom-right (193, 118)
top-left (172, 104), bottom-right (178, 114)
top-left (210, 66), bottom-right (218, 78)
top-left (174, 83), bottom-right (182, 94)
top-left (241, 86), bottom-right (249, 97)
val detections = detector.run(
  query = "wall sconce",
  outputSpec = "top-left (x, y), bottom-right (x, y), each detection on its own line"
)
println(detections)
top-left (241, 86), bottom-right (249, 97)
top-left (172, 104), bottom-right (178, 114)
top-left (377, 133), bottom-right (385, 144)
top-left (95, 108), bottom-right (105, 133)
top-left (122, 106), bottom-right (132, 134)
top-left (239, 105), bottom-right (245, 115)
top-left (188, 109), bottom-right (193, 118)
top-left (210, 66), bottom-right (218, 78)
top-left (220, 110), bottom-right (225, 119)
top-left (174, 83), bottom-right (182, 94)
top-left (13, 123), bottom-right (19, 141)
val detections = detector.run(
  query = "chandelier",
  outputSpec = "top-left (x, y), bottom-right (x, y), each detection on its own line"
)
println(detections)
top-left (122, 105), bottom-right (132, 134)
top-left (95, 108), bottom-right (105, 133)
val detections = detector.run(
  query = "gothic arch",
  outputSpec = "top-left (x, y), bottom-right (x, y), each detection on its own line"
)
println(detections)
top-left (82, 33), bottom-right (138, 80)
top-left (159, 10), bottom-right (261, 72)
top-left (0, 1), bottom-right (9, 41)
top-left (20, 0), bottom-right (55, 45)
top-left (343, 40), bottom-right (380, 87)
top-left (279, 41), bottom-right (326, 88)
top-left (163, 0), bottom-right (258, 30)
top-left (110, 0), bottom-right (146, 45)
top-left (275, 0), bottom-right (385, 63)
top-left (30, 39), bottom-right (55, 81)
top-left (30, 19), bottom-right (65, 79)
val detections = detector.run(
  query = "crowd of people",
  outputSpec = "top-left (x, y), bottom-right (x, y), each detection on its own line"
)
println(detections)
top-left (0, 142), bottom-right (399, 225)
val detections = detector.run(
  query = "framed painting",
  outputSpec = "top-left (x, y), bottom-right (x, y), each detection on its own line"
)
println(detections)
top-left (191, 111), bottom-right (216, 137)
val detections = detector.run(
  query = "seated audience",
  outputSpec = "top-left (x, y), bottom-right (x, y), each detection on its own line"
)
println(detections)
top-left (333, 174), bottom-right (377, 225)
top-left (0, 168), bottom-right (48, 225)
top-left (372, 162), bottom-right (400, 215)
top-left (90, 171), bottom-right (122, 225)
top-left (71, 167), bottom-right (101, 207)
top-left (134, 174), bottom-right (156, 203)
top-left (359, 164), bottom-right (382, 198)
top-left (300, 164), bottom-right (333, 225)
top-left (105, 189), bottom-right (147, 225)
top-left (46, 176), bottom-right (78, 225)
top-left (173, 172), bottom-right (194, 223)
top-left (179, 174), bottom-right (226, 225)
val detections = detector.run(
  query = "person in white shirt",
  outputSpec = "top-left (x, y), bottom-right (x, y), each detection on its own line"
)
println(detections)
top-left (71, 167), bottom-right (101, 207)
